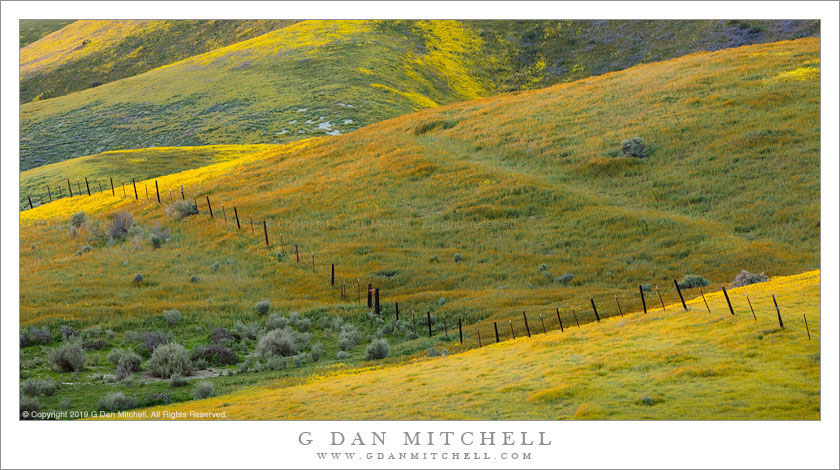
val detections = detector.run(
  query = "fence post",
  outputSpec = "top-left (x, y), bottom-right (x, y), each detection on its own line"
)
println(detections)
top-left (250, 215), bottom-right (254, 235)
top-left (522, 311), bottom-right (531, 337)
top-left (458, 318), bottom-right (463, 343)
top-left (312, 254), bottom-right (315, 273)
top-left (367, 283), bottom-right (372, 308)
top-left (614, 295), bottom-right (623, 317)
top-left (79, 181), bottom-right (83, 196)
top-left (168, 188), bottom-right (172, 203)
top-left (673, 279), bottom-right (687, 310)
top-left (722, 286), bottom-right (735, 315)
top-left (590, 298), bottom-right (601, 322)
top-left (68, 178), bottom-right (73, 197)
top-left (222, 205), bottom-right (227, 224)
top-left (508, 320), bottom-right (515, 340)
top-left (571, 307), bottom-right (580, 328)
top-left (427, 312), bottom-right (432, 338)
top-left (180, 185), bottom-right (185, 201)
top-left (27, 196), bottom-right (33, 210)
top-left (331, 264), bottom-right (335, 286)
top-left (122, 182), bottom-right (126, 198)
top-left (193, 197), bottom-right (199, 214)
top-left (84, 177), bottom-right (91, 196)
top-left (477, 328), bottom-right (482, 347)
top-left (47, 186), bottom-right (52, 202)
top-left (263, 221), bottom-right (269, 247)
top-left (132, 178), bottom-right (138, 199)
top-left (280, 235), bottom-right (285, 254)
top-left (699, 287), bottom-right (711, 313)
top-left (772, 294), bottom-right (784, 329)
top-left (155, 181), bottom-right (160, 203)
top-left (233, 207), bottom-right (241, 230)
top-left (412, 311), bottom-right (417, 336)
top-left (639, 285), bottom-right (647, 313)
top-left (58, 185), bottom-right (62, 198)
top-left (539, 314), bottom-right (547, 334)
top-left (395, 302), bottom-right (399, 321)
top-left (556, 308), bottom-right (564, 332)
top-left (374, 289), bottom-right (380, 315)
top-left (494, 322), bottom-right (500, 343)
top-left (803, 313), bottom-right (810, 340)
top-left (746, 295), bottom-right (757, 320)
top-left (145, 183), bottom-right (149, 200)
top-left (656, 286), bottom-right (665, 311)
top-left (295, 243), bottom-right (300, 263)
top-left (206, 196), bottom-right (213, 218)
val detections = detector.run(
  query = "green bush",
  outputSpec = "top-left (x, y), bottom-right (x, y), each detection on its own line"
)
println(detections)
top-left (336, 351), bottom-right (350, 360)
top-left (311, 342), bottom-right (324, 362)
top-left (98, 392), bottom-right (138, 412)
top-left (265, 313), bottom-right (289, 331)
top-left (70, 211), bottom-right (86, 228)
top-left (21, 378), bottom-right (58, 397)
top-left (192, 343), bottom-right (239, 366)
top-left (163, 308), bottom-right (182, 326)
top-left (256, 329), bottom-right (298, 359)
top-left (108, 211), bottom-right (135, 240)
top-left (169, 374), bottom-right (188, 388)
top-left (20, 326), bottom-right (52, 346)
top-left (732, 270), bottom-right (768, 287)
top-left (255, 299), bottom-right (271, 315)
top-left (132, 273), bottom-right (144, 284)
top-left (107, 348), bottom-right (142, 377)
top-left (148, 343), bottom-right (192, 378)
top-left (338, 324), bottom-right (361, 351)
top-left (47, 340), bottom-right (86, 372)
top-left (366, 338), bottom-right (390, 360)
top-left (194, 381), bottom-right (215, 399)
top-left (554, 273), bottom-right (574, 285)
top-left (20, 395), bottom-right (40, 419)
top-left (678, 274), bottom-right (709, 289)
top-left (233, 321), bottom-right (260, 340)
top-left (172, 200), bottom-right (198, 220)
top-left (620, 136), bottom-right (647, 158)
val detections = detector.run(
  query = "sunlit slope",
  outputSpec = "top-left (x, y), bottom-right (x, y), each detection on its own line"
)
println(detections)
top-left (20, 39), bottom-right (819, 328)
top-left (131, 270), bottom-right (820, 420)
top-left (19, 145), bottom-right (277, 210)
top-left (19, 20), bottom-right (75, 48)
top-left (19, 20), bottom-right (496, 169)
top-left (19, 20), bottom-right (819, 170)
top-left (19, 20), bottom-right (297, 103)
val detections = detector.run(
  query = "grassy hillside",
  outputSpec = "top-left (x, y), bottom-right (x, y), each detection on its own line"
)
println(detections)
top-left (18, 39), bottom-right (820, 418)
top-left (131, 270), bottom-right (821, 420)
top-left (19, 20), bottom-right (298, 103)
top-left (19, 145), bottom-right (277, 210)
top-left (19, 20), bottom-right (75, 48)
top-left (19, 20), bottom-right (818, 170)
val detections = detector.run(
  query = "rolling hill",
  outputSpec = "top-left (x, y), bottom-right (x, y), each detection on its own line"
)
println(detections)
top-left (19, 20), bottom-right (298, 103)
top-left (18, 38), bottom-right (820, 418)
top-left (19, 20), bottom-right (818, 170)
top-left (18, 20), bottom-right (75, 48)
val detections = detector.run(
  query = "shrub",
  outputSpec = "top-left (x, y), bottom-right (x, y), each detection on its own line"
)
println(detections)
top-left (293, 354), bottom-right (305, 368)
top-left (212, 261), bottom-right (220, 272)
top-left (147, 343), bottom-right (192, 378)
top-left (256, 329), bottom-right (298, 359)
top-left (295, 318), bottom-right (311, 332)
top-left (107, 348), bottom-right (142, 375)
top-left (48, 340), bottom-right (86, 372)
top-left (136, 331), bottom-right (172, 357)
top-left (82, 326), bottom-right (102, 338)
top-left (194, 381), bottom-right (215, 399)
top-left (265, 313), bottom-right (289, 331)
top-left (732, 270), bottom-right (769, 288)
top-left (192, 343), bottom-right (239, 366)
top-left (274, 251), bottom-right (288, 262)
top-left (189, 275), bottom-right (200, 283)
top-left (70, 211), bottom-right (86, 228)
top-left (193, 358), bottom-right (209, 370)
top-left (210, 327), bottom-right (235, 343)
top-left (678, 274), bottom-right (709, 289)
top-left (163, 309), bottom-right (182, 326)
top-left (83, 339), bottom-right (107, 350)
top-left (336, 351), bottom-right (350, 360)
top-left (20, 326), bottom-right (52, 347)
top-left (429, 254), bottom-right (439, 263)
top-left (108, 211), bottom-right (134, 240)
top-left (555, 273), bottom-right (574, 285)
top-left (640, 284), bottom-right (653, 292)
top-left (20, 395), bottom-right (40, 419)
top-left (366, 339), bottom-right (389, 360)
top-left (172, 200), bottom-right (198, 220)
top-left (233, 321), bottom-right (259, 340)
top-left (453, 253), bottom-right (463, 262)
top-left (267, 356), bottom-right (286, 370)
top-left (21, 378), bottom-right (58, 397)
top-left (169, 374), bottom-right (188, 387)
top-left (255, 299), bottom-right (271, 315)
top-left (59, 398), bottom-right (71, 410)
top-left (539, 263), bottom-right (548, 272)
top-left (150, 235), bottom-right (164, 249)
top-left (311, 342), bottom-right (324, 362)
top-left (98, 392), bottom-right (138, 412)
top-left (338, 324), bottom-right (361, 351)
top-left (620, 136), bottom-right (647, 158)
top-left (132, 273), bottom-right (144, 284)
top-left (60, 325), bottom-right (78, 340)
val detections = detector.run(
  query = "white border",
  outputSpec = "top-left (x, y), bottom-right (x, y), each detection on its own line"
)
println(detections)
top-left (2, 2), bottom-right (838, 469)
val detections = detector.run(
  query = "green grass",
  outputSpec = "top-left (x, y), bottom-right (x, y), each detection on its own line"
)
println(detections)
top-left (19, 39), bottom-right (820, 419)
top-left (20, 20), bottom-right (818, 170)
top-left (18, 20), bottom-right (75, 48)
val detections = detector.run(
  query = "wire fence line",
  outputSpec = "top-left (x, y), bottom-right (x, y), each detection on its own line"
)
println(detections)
top-left (23, 176), bottom-right (818, 350)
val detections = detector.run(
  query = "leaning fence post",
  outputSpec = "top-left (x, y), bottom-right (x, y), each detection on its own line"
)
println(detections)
top-left (571, 307), bottom-right (580, 328)
top-left (222, 204), bottom-right (227, 224)
top-left (772, 294), bottom-right (784, 329)
top-left (494, 322), bottom-right (500, 343)
top-left (132, 178), bottom-right (138, 199)
top-left (614, 295), bottom-right (623, 317)
top-left (699, 287), bottom-right (711, 313)
top-left (84, 177), bottom-right (91, 196)
top-left (427, 312), bottom-right (432, 338)
top-left (656, 286), bottom-right (665, 311)
top-left (47, 186), bottom-right (52, 202)
top-left (68, 178), bottom-right (73, 197)
top-left (180, 185), bottom-right (185, 201)
top-left (280, 235), bottom-right (285, 254)
top-left (27, 196), bottom-right (33, 210)
top-left (746, 294), bottom-right (757, 320)
top-left (206, 196), bottom-right (213, 218)
top-left (639, 285), bottom-right (647, 313)
top-left (722, 286), bottom-right (735, 315)
top-left (522, 311), bottom-right (531, 337)
top-left (556, 308), bottom-right (564, 332)
top-left (803, 313), bottom-right (810, 340)
top-left (590, 298), bottom-right (601, 322)
top-left (477, 328), bottom-right (482, 347)
top-left (263, 221), bottom-right (269, 247)
top-left (674, 279), bottom-right (687, 310)
top-left (312, 254), bottom-right (315, 272)
top-left (295, 243), bottom-right (300, 263)
top-left (458, 318), bottom-right (463, 343)
top-left (155, 181), bottom-right (160, 203)
top-left (233, 207), bottom-right (241, 230)
top-left (508, 320), bottom-right (515, 340)
top-left (193, 197), bottom-right (199, 214)
top-left (539, 314), bottom-right (547, 334)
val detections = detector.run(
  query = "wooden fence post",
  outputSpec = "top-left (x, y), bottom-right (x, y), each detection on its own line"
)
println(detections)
top-left (746, 295), bottom-right (757, 321)
top-left (427, 312), bottom-right (432, 338)
top-left (395, 302), bottom-right (399, 321)
top-left (58, 185), bottom-right (62, 198)
top-left (132, 178), bottom-right (138, 199)
top-left (374, 289), bottom-right (380, 315)
top-left (193, 197), bottom-right (199, 214)
top-left (47, 186), bottom-right (52, 202)
top-left (571, 307), bottom-right (580, 328)
top-left (674, 279), bottom-right (687, 310)
top-left (656, 286), bottom-right (665, 311)
top-left (234, 207), bottom-right (241, 230)
top-left (367, 283), bottom-right (372, 307)
top-left (263, 221), bottom-right (269, 247)
top-left (206, 196), bottom-right (213, 218)
top-left (458, 318), bottom-right (463, 343)
top-left (639, 285), bottom-right (647, 313)
top-left (168, 188), bottom-right (172, 203)
top-left (98, 180), bottom-right (102, 193)
top-left (539, 314), bottom-right (547, 334)
top-left (110, 177), bottom-right (115, 196)
top-left (27, 196), bottom-right (33, 210)
top-left (312, 254), bottom-right (316, 272)
top-left (614, 295), bottom-right (623, 317)
top-left (122, 182), bottom-right (125, 198)
top-left (508, 320), bottom-right (515, 340)
top-left (78, 181), bottom-right (83, 196)
top-left (477, 328), bottom-right (482, 347)
top-left (222, 205), bottom-right (227, 224)
top-left (280, 235), bottom-right (285, 254)
top-left (84, 177), bottom-right (91, 196)
top-left (250, 215), bottom-right (254, 235)
top-left (180, 185), bottom-right (185, 201)
top-left (155, 180), bottom-right (160, 203)
top-left (590, 298), bottom-right (601, 322)
top-left (556, 308), bottom-right (564, 332)
top-left (295, 243), bottom-right (300, 263)
top-left (722, 286), bottom-right (735, 315)
top-left (68, 178), bottom-right (73, 197)
top-left (699, 287), bottom-right (711, 313)
top-left (772, 294), bottom-right (784, 329)
top-left (494, 322), bottom-right (500, 343)
top-left (522, 311), bottom-right (531, 337)
top-left (803, 313), bottom-right (810, 340)
top-left (331, 264), bottom-right (335, 286)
